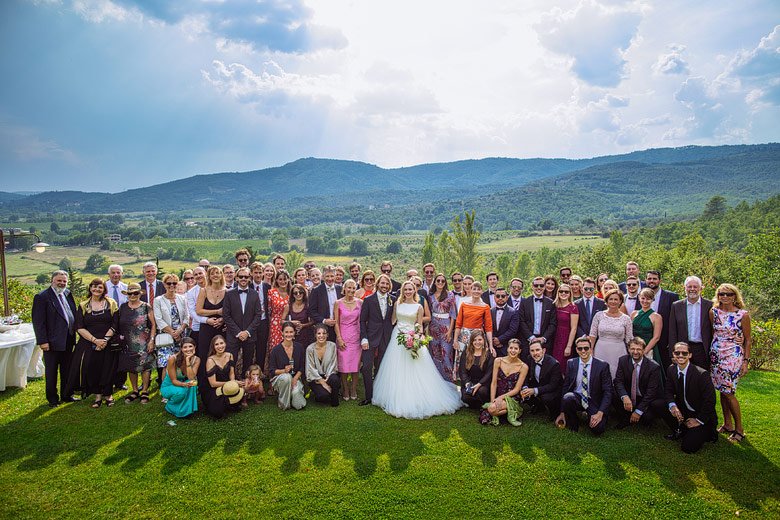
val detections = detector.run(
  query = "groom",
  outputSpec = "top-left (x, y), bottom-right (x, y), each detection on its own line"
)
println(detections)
top-left (358, 274), bottom-right (395, 406)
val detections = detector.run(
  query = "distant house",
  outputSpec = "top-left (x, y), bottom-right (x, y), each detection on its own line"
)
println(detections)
top-left (184, 221), bottom-right (198, 227)
top-left (106, 233), bottom-right (122, 243)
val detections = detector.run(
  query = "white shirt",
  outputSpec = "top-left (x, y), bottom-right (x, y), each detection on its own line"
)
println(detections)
top-left (686, 298), bottom-right (702, 342)
top-left (624, 294), bottom-right (638, 315)
top-left (106, 281), bottom-right (127, 306)
top-left (187, 285), bottom-right (206, 331)
top-left (574, 357), bottom-right (591, 396)
top-left (325, 284), bottom-right (337, 319)
top-left (651, 289), bottom-right (661, 312)
top-left (532, 296), bottom-right (543, 336)
top-left (670, 364), bottom-right (695, 411)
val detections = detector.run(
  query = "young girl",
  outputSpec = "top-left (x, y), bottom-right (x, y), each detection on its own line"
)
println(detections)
top-left (243, 364), bottom-right (265, 405)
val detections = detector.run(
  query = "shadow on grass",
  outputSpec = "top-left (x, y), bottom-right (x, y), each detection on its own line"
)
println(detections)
top-left (0, 373), bottom-right (778, 513)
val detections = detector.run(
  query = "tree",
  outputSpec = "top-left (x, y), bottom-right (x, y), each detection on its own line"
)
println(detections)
top-left (495, 254), bottom-right (513, 285)
top-left (514, 253), bottom-right (533, 284)
top-left (742, 228), bottom-right (780, 319)
top-left (285, 250), bottom-right (306, 270)
top-left (58, 257), bottom-right (72, 271)
top-left (421, 231), bottom-right (436, 265)
top-left (702, 195), bottom-right (727, 219)
top-left (385, 240), bottom-right (402, 254)
top-left (450, 211), bottom-right (482, 275)
top-left (349, 239), bottom-right (369, 256)
top-left (435, 230), bottom-right (454, 277)
top-left (35, 273), bottom-right (49, 284)
top-left (67, 268), bottom-right (86, 301)
top-left (85, 253), bottom-right (107, 272)
top-left (306, 237), bottom-right (324, 254)
top-left (50, 222), bottom-right (60, 233)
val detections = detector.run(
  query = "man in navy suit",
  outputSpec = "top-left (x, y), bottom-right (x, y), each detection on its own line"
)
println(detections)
top-left (222, 267), bottom-right (264, 378)
top-left (359, 274), bottom-right (396, 405)
top-left (520, 339), bottom-right (562, 420)
top-left (518, 276), bottom-right (557, 360)
top-left (575, 278), bottom-right (606, 338)
top-left (612, 338), bottom-right (665, 429)
top-left (32, 270), bottom-right (77, 406)
top-left (618, 261), bottom-right (647, 293)
top-left (490, 288), bottom-right (519, 356)
top-left (139, 262), bottom-right (165, 304)
top-left (481, 272), bottom-right (499, 307)
top-left (309, 265), bottom-right (342, 342)
top-left (668, 276), bottom-right (713, 370)
top-left (555, 337), bottom-right (612, 435)
top-left (646, 270), bottom-right (680, 369)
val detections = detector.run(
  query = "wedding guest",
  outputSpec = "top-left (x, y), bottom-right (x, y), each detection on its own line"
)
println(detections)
top-left (349, 262), bottom-right (362, 285)
top-left (519, 339), bottom-right (563, 421)
top-left (288, 283), bottom-right (314, 348)
top-left (105, 264), bottom-right (127, 305)
top-left (595, 273), bottom-right (609, 299)
top-left (458, 330), bottom-right (494, 409)
top-left (428, 273), bottom-right (458, 382)
top-left (668, 276), bottom-right (713, 369)
top-left (556, 337), bottom-right (612, 435)
top-left (509, 278), bottom-right (524, 310)
top-left (293, 268), bottom-right (309, 292)
top-left (335, 279), bottom-right (362, 400)
top-left (305, 324), bottom-right (341, 406)
top-left (569, 275), bottom-right (584, 301)
top-left (459, 276), bottom-right (474, 312)
top-left (481, 272), bottom-right (499, 307)
top-left (185, 267), bottom-right (206, 347)
top-left (267, 269), bottom-right (291, 372)
top-left (559, 267), bottom-right (572, 285)
top-left (490, 288), bottom-right (519, 357)
top-left (182, 269), bottom-right (196, 291)
top-left (518, 276), bottom-right (557, 359)
top-left (139, 262), bottom-right (165, 304)
top-left (198, 259), bottom-right (210, 269)
top-left (589, 289), bottom-right (633, 379)
top-left (243, 364), bottom-right (265, 405)
top-left (196, 266), bottom-right (227, 363)
top-left (272, 254), bottom-right (286, 272)
top-left (269, 322), bottom-right (306, 410)
top-left (631, 288), bottom-right (662, 366)
top-left (611, 337), bottom-right (664, 429)
top-left (543, 275), bottom-right (558, 300)
top-left (552, 283), bottom-right (579, 374)
top-left (222, 264), bottom-right (236, 290)
top-left (72, 278), bottom-right (119, 408)
top-left (234, 248), bottom-right (250, 270)
top-left (645, 270), bottom-right (679, 369)
top-left (621, 276), bottom-right (642, 315)
top-left (334, 266), bottom-right (346, 284)
top-left (450, 272), bottom-right (465, 308)
top-left (479, 339), bottom-right (528, 426)
top-left (358, 274), bottom-right (395, 406)
top-left (421, 263), bottom-right (436, 293)
top-left (575, 278), bottom-right (605, 338)
top-left (222, 267), bottom-right (263, 378)
top-left (309, 265), bottom-right (341, 342)
top-left (32, 270), bottom-right (77, 406)
top-left (262, 263), bottom-right (276, 286)
top-left (202, 335), bottom-right (243, 419)
top-left (379, 260), bottom-right (401, 293)
top-left (619, 261), bottom-right (646, 293)
top-left (453, 281), bottom-right (493, 380)
top-left (153, 273), bottom-right (190, 397)
top-left (410, 275), bottom-right (432, 328)
top-left (250, 261), bottom-right (270, 374)
top-left (309, 267), bottom-right (322, 288)
top-left (160, 337), bottom-right (199, 418)
top-left (116, 282), bottom-right (156, 404)
top-left (355, 270), bottom-right (376, 299)
top-left (709, 284), bottom-right (751, 443)
top-left (175, 281), bottom-right (188, 295)
top-left (601, 279), bottom-right (620, 299)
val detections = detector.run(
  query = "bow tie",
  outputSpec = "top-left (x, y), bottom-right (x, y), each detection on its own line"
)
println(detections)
top-left (238, 289), bottom-right (248, 294)
top-left (627, 296), bottom-right (637, 300)
top-left (534, 298), bottom-right (543, 302)
top-left (452, 291), bottom-right (461, 296)
top-left (536, 362), bottom-right (543, 367)
top-left (496, 306), bottom-right (506, 311)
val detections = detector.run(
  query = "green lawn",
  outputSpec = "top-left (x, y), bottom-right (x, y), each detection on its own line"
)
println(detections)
top-left (478, 234), bottom-right (608, 253)
top-left (0, 371), bottom-right (777, 519)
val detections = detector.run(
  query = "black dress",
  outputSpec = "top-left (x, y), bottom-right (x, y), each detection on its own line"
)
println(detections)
top-left (201, 357), bottom-right (238, 419)
top-left (289, 304), bottom-right (315, 348)
top-left (458, 352), bottom-right (494, 409)
top-left (67, 303), bottom-right (117, 397)
top-left (197, 296), bottom-right (225, 360)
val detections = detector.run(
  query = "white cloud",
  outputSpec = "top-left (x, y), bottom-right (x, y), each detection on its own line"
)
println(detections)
top-left (0, 124), bottom-right (80, 164)
top-left (725, 25), bottom-right (780, 105)
top-left (653, 44), bottom-right (690, 75)
top-left (72, 0), bottom-right (136, 23)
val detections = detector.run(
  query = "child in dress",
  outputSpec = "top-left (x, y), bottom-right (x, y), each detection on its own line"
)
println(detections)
top-left (243, 364), bottom-right (265, 405)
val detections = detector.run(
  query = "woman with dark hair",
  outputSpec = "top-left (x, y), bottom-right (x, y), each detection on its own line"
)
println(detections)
top-left (459, 330), bottom-right (494, 409)
top-left (269, 322), bottom-right (306, 410)
top-left (69, 277), bottom-right (119, 407)
top-left (480, 339), bottom-right (528, 426)
top-left (267, 269), bottom-right (291, 372)
top-left (288, 283), bottom-right (314, 348)
top-left (543, 275), bottom-right (559, 300)
top-left (305, 324), bottom-right (341, 406)
top-left (195, 266), bottom-right (227, 362)
top-left (201, 335), bottom-right (243, 419)
top-left (428, 273), bottom-right (458, 382)
top-left (292, 268), bottom-right (309, 292)
top-left (710, 283), bottom-right (751, 443)
top-left (116, 282), bottom-right (156, 404)
top-left (552, 283), bottom-right (579, 374)
top-left (160, 337), bottom-right (199, 418)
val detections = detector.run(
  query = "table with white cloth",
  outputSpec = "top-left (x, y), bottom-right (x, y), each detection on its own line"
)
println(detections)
top-left (0, 323), bottom-right (44, 391)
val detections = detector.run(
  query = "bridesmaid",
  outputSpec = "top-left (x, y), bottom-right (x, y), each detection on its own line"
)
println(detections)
top-left (355, 270), bottom-right (376, 300)
top-left (458, 330), bottom-right (494, 409)
top-left (630, 288), bottom-right (662, 364)
top-left (292, 268), bottom-right (309, 293)
top-left (288, 283), bottom-right (314, 348)
top-left (710, 283), bottom-right (751, 443)
top-left (552, 283), bottom-right (579, 375)
top-left (334, 279), bottom-right (362, 400)
top-left (160, 337), bottom-right (199, 418)
top-left (428, 273), bottom-right (458, 382)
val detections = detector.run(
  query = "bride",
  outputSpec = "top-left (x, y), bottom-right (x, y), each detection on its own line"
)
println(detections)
top-left (373, 281), bottom-right (463, 419)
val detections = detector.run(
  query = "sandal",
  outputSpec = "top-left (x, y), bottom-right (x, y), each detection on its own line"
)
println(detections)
top-left (91, 400), bottom-right (102, 409)
top-left (125, 392), bottom-right (139, 403)
top-left (717, 425), bottom-right (735, 434)
top-left (140, 393), bottom-right (150, 405)
top-left (105, 397), bottom-right (115, 407)
top-left (728, 431), bottom-right (745, 443)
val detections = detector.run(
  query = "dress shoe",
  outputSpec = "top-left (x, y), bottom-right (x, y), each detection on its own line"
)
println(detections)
top-left (358, 399), bottom-right (372, 406)
top-left (62, 396), bottom-right (79, 403)
top-left (665, 431), bottom-right (683, 441)
top-left (48, 401), bottom-right (61, 408)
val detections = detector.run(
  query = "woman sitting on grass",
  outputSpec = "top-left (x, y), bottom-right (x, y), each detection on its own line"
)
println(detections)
top-left (160, 337), bottom-right (199, 418)
top-left (479, 338), bottom-right (528, 426)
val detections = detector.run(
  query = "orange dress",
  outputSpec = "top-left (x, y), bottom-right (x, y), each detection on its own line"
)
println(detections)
top-left (266, 289), bottom-right (288, 371)
top-left (455, 301), bottom-right (493, 332)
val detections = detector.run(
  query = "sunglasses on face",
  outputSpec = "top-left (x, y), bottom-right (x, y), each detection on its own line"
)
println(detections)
top-left (165, 282), bottom-right (178, 286)
top-left (452, 278), bottom-right (463, 283)
top-left (718, 292), bottom-right (735, 297)
top-left (183, 277), bottom-right (194, 281)
top-left (583, 287), bottom-right (595, 291)
top-left (365, 278), bottom-right (375, 282)
top-left (424, 270), bottom-right (434, 275)
top-left (533, 284), bottom-right (544, 288)
top-left (237, 275), bottom-right (250, 279)
top-left (292, 291), bottom-right (304, 295)
top-left (127, 291), bottom-right (141, 296)
top-left (558, 290), bottom-right (570, 294)
top-left (381, 269), bottom-right (391, 273)
top-left (576, 345), bottom-right (591, 352)
top-left (495, 294), bottom-right (508, 298)
top-left (673, 351), bottom-right (690, 357)
top-left (626, 283), bottom-right (638, 287)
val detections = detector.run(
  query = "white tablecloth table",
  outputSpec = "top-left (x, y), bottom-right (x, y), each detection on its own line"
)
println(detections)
top-left (0, 323), bottom-right (43, 391)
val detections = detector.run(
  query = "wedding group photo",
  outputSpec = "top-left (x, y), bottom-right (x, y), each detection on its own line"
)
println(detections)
top-left (2, 0), bottom-right (779, 518)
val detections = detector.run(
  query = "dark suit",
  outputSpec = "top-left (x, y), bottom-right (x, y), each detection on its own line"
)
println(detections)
top-left (560, 357), bottom-right (612, 435)
top-left (251, 282), bottom-right (271, 373)
top-left (481, 289), bottom-right (495, 307)
top-left (618, 280), bottom-right (646, 293)
top-left (668, 298), bottom-right (713, 370)
top-left (139, 279), bottom-right (165, 304)
top-left (654, 289), bottom-right (680, 369)
top-left (508, 296), bottom-right (523, 312)
top-left (359, 291), bottom-right (396, 401)
top-left (390, 278), bottom-right (401, 296)
top-left (575, 297), bottom-right (606, 339)
top-left (523, 354), bottom-right (563, 419)
top-left (518, 296), bottom-right (557, 359)
top-left (32, 287), bottom-right (77, 404)
top-left (222, 287), bottom-right (264, 377)
top-left (661, 363), bottom-right (717, 453)
top-left (611, 355), bottom-right (664, 426)
top-left (309, 283), bottom-right (342, 342)
top-left (490, 306), bottom-right (519, 356)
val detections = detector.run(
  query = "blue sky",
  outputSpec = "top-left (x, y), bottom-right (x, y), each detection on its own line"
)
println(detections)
top-left (0, 0), bottom-right (778, 192)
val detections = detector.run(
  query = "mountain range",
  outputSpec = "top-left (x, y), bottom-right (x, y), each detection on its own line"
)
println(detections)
top-left (2, 143), bottom-right (778, 229)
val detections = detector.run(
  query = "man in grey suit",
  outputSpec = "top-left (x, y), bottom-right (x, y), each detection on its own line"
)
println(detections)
top-left (222, 268), bottom-right (264, 378)
top-left (668, 276), bottom-right (713, 369)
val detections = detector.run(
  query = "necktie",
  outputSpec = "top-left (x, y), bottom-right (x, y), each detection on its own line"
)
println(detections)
top-left (112, 284), bottom-right (119, 302)
top-left (581, 362), bottom-right (590, 409)
top-left (677, 371), bottom-right (686, 410)
top-left (148, 282), bottom-right (154, 302)
top-left (535, 362), bottom-right (541, 382)
top-left (59, 293), bottom-right (74, 330)
top-left (585, 299), bottom-right (592, 322)
top-left (630, 361), bottom-right (638, 406)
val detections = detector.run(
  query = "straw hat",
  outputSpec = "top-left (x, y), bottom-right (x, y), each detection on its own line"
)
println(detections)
top-left (216, 380), bottom-right (244, 404)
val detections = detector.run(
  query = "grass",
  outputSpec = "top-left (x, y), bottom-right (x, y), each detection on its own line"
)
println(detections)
top-left (477, 234), bottom-right (608, 253)
top-left (0, 371), bottom-right (778, 519)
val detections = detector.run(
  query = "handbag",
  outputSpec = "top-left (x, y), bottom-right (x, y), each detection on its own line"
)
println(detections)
top-left (107, 335), bottom-right (123, 352)
top-left (155, 333), bottom-right (175, 347)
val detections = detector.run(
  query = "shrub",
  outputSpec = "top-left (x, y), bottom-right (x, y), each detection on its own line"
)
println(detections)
top-left (750, 319), bottom-right (780, 370)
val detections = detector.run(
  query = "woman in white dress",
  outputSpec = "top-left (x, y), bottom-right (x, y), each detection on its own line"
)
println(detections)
top-left (373, 281), bottom-right (463, 419)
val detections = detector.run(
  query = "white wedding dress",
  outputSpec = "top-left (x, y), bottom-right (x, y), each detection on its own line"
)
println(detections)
top-left (373, 302), bottom-right (463, 419)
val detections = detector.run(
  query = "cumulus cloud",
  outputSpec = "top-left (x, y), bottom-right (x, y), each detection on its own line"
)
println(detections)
top-left (72, 0), bottom-right (137, 23)
top-left (113, 0), bottom-right (347, 53)
top-left (536, 1), bottom-right (643, 87)
top-left (725, 25), bottom-right (780, 105)
top-left (668, 76), bottom-right (726, 139)
top-left (653, 44), bottom-right (690, 75)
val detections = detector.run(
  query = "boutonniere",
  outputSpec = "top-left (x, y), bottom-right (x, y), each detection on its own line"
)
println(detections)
top-left (387, 298), bottom-right (394, 307)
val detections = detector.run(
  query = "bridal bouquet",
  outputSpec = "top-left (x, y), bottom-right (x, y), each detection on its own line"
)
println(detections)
top-left (397, 327), bottom-right (431, 359)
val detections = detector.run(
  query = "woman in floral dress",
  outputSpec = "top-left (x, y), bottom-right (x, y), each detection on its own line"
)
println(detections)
top-left (428, 274), bottom-right (458, 382)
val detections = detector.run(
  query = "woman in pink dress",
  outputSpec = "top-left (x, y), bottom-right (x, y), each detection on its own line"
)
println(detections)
top-left (552, 283), bottom-right (579, 375)
top-left (334, 279), bottom-right (362, 400)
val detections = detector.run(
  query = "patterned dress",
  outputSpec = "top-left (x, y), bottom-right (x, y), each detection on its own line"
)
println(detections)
top-left (156, 302), bottom-right (181, 368)
top-left (590, 312), bottom-right (633, 381)
top-left (479, 366), bottom-right (521, 425)
top-left (711, 308), bottom-right (748, 394)
top-left (266, 288), bottom-right (288, 371)
top-left (116, 302), bottom-right (155, 373)
top-left (428, 292), bottom-right (458, 382)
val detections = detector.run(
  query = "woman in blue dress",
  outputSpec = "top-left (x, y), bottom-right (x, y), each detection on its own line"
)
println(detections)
top-left (160, 337), bottom-right (200, 418)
